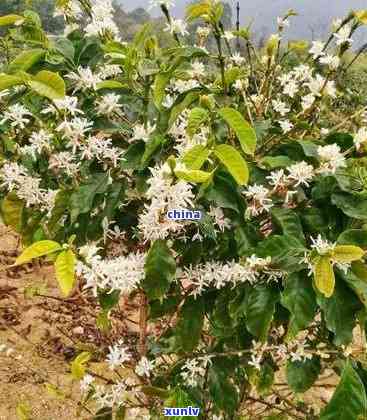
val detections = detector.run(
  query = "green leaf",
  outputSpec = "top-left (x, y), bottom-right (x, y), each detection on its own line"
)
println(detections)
top-left (182, 145), bottom-right (211, 170)
top-left (337, 229), bottom-right (367, 247)
top-left (55, 249), bottom-right (76, 297)
top-left (208, 363), bottom-right (238, 414)
top-left (245, 285), bottom-right (279, 341)
top-left (260, 155), bottom-right (294, 169)
top-left (186, 2), bottom-right (211, 21)
top-left (71, 351), bottom-right (90, 380)
top-left (93, 407), bottom-right (112, 420)
top-left (98, 289), bottom-right (120, 311)
top-left (28, 70), bottom-right (66, 100)
top-left (175, 167), bottom-right (212, 183)
top-left (271, 207), bottom-right (305, 243)
top-left (141, 135), bottom-right (165, 167)
top-left (96, 80), bottom-right (127, 90)
top-left (281, 273), bottom-right (317, 338)
top-left (168, 91), bottom-right (200, 128)
top-left (15, 240), bottom-right (62, 265)
top-left (153, 72), bottom-right (171, 109)
top-left (186, 107), bottom-right (209, 137)
top-left (352, 261), bottom-right (367, 283)
top-left (332, 193), bottom-right (367, 220)
top-left (0, 73), bottom-right (24, 91)
top-left (314, 256), bottom-right (335, 298)
top-left (320, 361), bottom-right (367, 420)
top-left (175, 296), bottom-right (204, 352)
top-left (96, 309), bottom-right (111, 332)
top-left (142, 240), bottom-right (176, 300)
top-left (70, 173), bottom-right (109, 222)
top-left (218, 107), bottom-right (257, 155)
top-left (45, 383), bottom-right (65, 400)
top-left (343, 269), bottom-right (367, 308)
top-left (0, 14), bottom-right (23, 26)
top-left (317, 278), bottom-right (360, 345)
top-left (286, 358), bottom-right (321, 393)
top-left (1, 193), bottom-right (24, 232)
top-left (8, 49), bottom-right (45, 73)
top-left (140, 386), bottom-right (170, 399)
top-left (255, 362), bottom-right (275, 396)
top-left (256, 235), bottom-right (306, 272)
top-left (16, 402), bottom-right (31, 420)
top-left (332, 245), bottom-right (365, 263)
top-left (214, 144), bottom-right (249, 185)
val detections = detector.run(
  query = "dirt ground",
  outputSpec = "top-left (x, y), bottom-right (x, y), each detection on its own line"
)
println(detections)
top-left (0, 225), bottom-right (350, 420)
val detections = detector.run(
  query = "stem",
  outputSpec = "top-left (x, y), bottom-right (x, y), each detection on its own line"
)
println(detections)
top-left (214, 28), bottom-right (227, 95)
top-left (138, 292), bottom-right (148, 356)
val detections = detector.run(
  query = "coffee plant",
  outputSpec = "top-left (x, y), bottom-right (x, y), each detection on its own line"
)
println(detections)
top-left (1, 1), bottom-right (367, 419)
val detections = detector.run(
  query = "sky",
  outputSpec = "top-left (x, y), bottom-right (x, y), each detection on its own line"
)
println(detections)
top-left (119, 0), bottom-right (367, 43)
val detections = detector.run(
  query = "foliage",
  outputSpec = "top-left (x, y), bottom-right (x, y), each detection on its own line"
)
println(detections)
top-left (1, 1), bottom-right (367, 419)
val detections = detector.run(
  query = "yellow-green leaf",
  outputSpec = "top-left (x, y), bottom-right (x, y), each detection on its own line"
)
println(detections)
top-left (71, 351), bottom-right (90, 380)
top-left (8, 49), bottom-right (45, 73)
top-left (55, 249), bottom-right (76, 297)
top-left (0, 14), bottom-right (24, 26)
top-left (214, 144), bottom-right (249, 185)
top-left (314, 256), bottom-right (335, 298)
top-left (186, 107), bottom-right (209, 137)
top-left (96, 80), bottom-right (127, 90)
top-left (333, 245), bottom-right (365, 263)
top-left (45, 383), bottom-right (65, 400)
top-left (175, 167), bottom-right (212, 183)
top-left (16, 402), bottom-right (31, 420)
top-left (186, 2), bottom-right (211, 21)
top-left (352, 261), bottom-right (367, 282)
top-left (1, 193), bottom-right (24, 232)
top-left (0, 73), bottom-right (24, 92)
top-left (28, 70), bottom-right (65, 100)
top-left (182, 145), bottom-right (211, 170)
top-left (15, 240), bottom-right (62, 266)
top-left (355, 10), bottom-right (367, 24)
top-left (218, 107), bottom-right (257, 155)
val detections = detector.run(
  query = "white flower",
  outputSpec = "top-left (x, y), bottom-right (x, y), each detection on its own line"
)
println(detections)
top-left (248, 354), bottom-right (262, 370)
top-left (173, 79), bottom-right (200, 93)
top-left (98, 64), bottom-right (122, 80)
top-left (54, 0), bottom-right (82, 20)
top-left (148, 0), bottom-right (175, 9)
top-left (79, 136), bottom-right (122, 167)
top-left (180, 358), bottom-right (206, 388)
top-left (42, 96), bottom-right (84, 117)
top-left (287, 161), bottom-right (314, 187)
top-left (208, 206), bottom-right (231, 232)
top-left (244, 184), bottom-right (273, 217)
top-left (231, 52), bottom-right (246, 66)
top-left (97, 93), bottom-right (122, 116)
top-left (0, 162), bottom-right (27, 191)
top-left (306, 74), bottom-right (325, 97)
top-left (84, 0), bottom-right (120, 39)
top-left (49, 152), bottom-right (80, 177)
top-left (319, 55), bottom-right (340, 70)
top-left (0, 90), bottom-right (9, 100)
top-left (301, 94), bottom-right (315, 110)
top-left (106, 340), bottom-right (131, 370)
top-left (131, 122), bottom-right (156, 142)
top-left (309, 40), bottom-right (325, 59)
top-left (279, 120), bottom-right (293, 133)
top-left (0, 104), bottom-right (32, 130)
top-left (20, 129), bottom-right (53, 158)
top-left (135, 357), bottom-right (155, 377)
top-left (233, 79), bottom-right (246, 91)
top-left (164, 19), bottom-right (188, 37)
top-left (272, 99), bottom-right (290, 116)
top-left (282, 80), bottom-right (298, 98)
top-left (333, 24), bottom-right (353, 46)
top-left (354, 127), bottom-right (367, 150)
top-left (197, 26), bottom-right (210, 38)
top-left (66, 66), bottom-right (102, 91)
top-left (56, 118), bottom-right (93, 151)
top-left (188, 61), bottom-right (205, 79)
top-left (317, 144), bottom-right (346, 174)
top-left (332, 18), bottom-right (342, 32)
top-left (321, 128), bottom-right (330, 136)
top-left (277, 16), bottom-right (290, 29)
top-left (311, 235), bottom-right (336, 256)
top-left (266, 169), bottom-right (288, 189)
top-left (162, 94), bottom-right (175, 108)
top-left (223, 31), bottom-right (235, 41)
top-left (80, 374), bottom-right (94, 393)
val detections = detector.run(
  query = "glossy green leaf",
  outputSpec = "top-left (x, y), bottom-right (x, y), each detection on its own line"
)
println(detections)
top-left (175, 167), bottom-right (212, 183)
top-left (182, 145), bottom-right (211, 170)
top-left (218, 107), bottom-right (257, 155)
top-left (175, 296), bottom-right (204, 352)
top-left (287, 358), bottom-right (321, 393)
top-left (186, 107), bottom-right (209, 137)
top-left (8, 49), bottom-right (45, 73)
top-left (55, 249), bottom-right (76, 297)
top-left (281, 273), bottom-right (317, 338)
top-left (337, 229), bottom-right (367, 247)
top-left (245, 285), bottom-right (279, 341)
top-left (271, 207), bottom-right (305, 243)
top-left (28, 70), bottom-right (66, 100)
top-left (15, 240), bottom-right (62, 265)
top-left (142, 240), bottom-right (176, 300)
top-left (214, 144), bottom-right (249, 185)
top-left (332, 193), bottom-right (367, 220)
top-left (320, 361), bottom-right (367, 420)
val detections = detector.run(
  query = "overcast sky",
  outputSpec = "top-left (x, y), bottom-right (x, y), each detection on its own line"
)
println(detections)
top-left (119, 0), bottom-right (367, 42)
